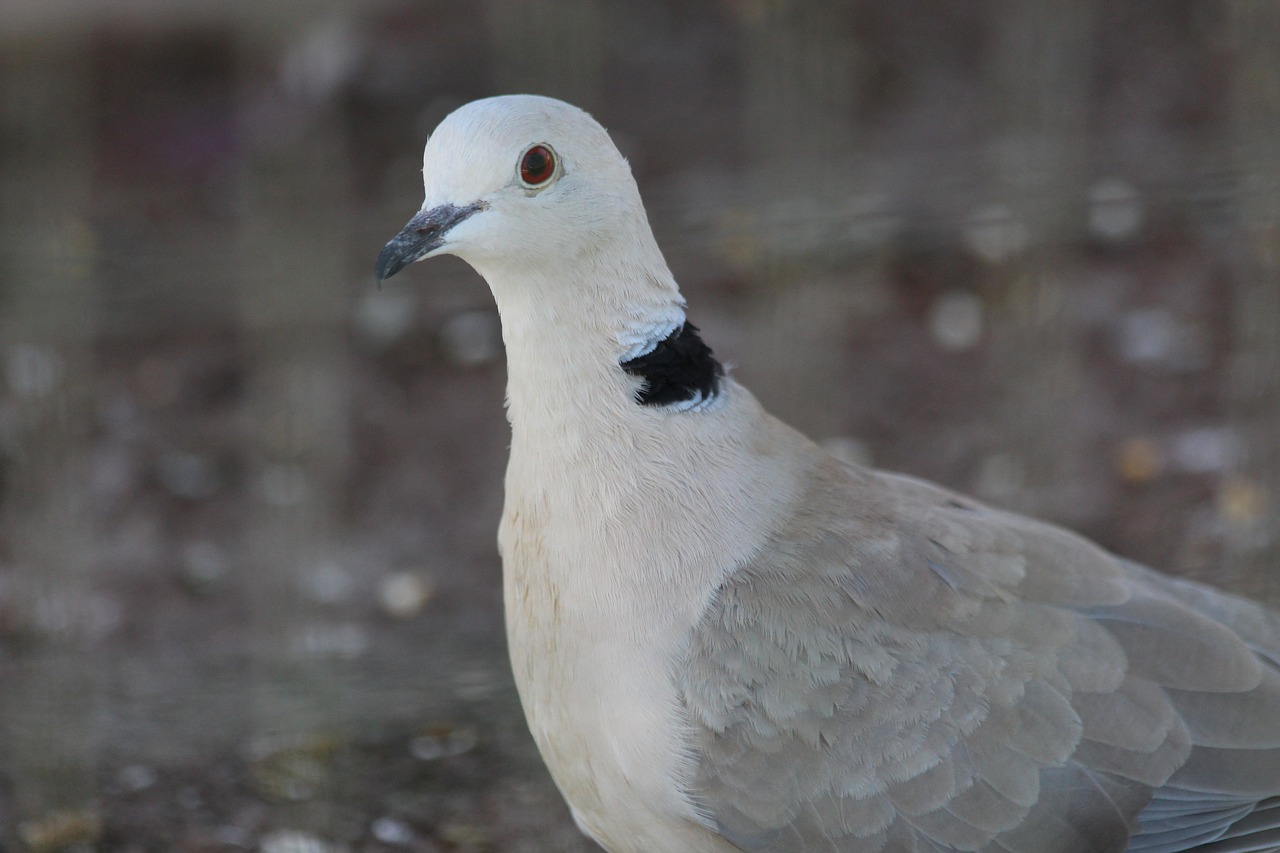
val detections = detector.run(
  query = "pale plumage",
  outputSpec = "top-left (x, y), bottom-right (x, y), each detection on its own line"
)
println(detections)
top-left (377, 94), bottom-right (1280, 853)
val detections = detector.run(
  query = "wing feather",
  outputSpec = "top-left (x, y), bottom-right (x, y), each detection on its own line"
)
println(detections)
top-left (1075, 679), bottom-right (1177, 752)
top-left (678, 459), bottom-right (1280, 851)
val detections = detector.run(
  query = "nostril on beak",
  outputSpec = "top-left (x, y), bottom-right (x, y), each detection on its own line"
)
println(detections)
top-left (375, 201), bottom-right (488, 285)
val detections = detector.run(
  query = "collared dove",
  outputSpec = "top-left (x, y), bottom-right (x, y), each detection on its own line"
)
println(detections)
top-left (376, 95), bottom-right (1280, 853)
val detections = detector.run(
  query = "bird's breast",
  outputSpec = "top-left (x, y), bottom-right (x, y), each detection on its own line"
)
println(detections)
top-left (493, 393), bottom-right (822, 849)
top-left (498, 485), bottom-right (727, 851)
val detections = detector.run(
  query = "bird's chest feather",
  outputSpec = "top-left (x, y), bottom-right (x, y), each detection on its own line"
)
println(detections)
top-left (498, 486), bottom-right (726, 851)
top-left (501, 501), bottom-right (580, 751)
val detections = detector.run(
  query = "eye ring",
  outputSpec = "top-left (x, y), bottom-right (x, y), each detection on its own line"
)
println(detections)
top-left (519, 144), bottom-right (558, 188)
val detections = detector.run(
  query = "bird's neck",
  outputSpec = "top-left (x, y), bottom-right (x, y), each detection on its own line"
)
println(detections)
top-left (476, 244), bottom-right (826, 640)
top-left (474, 242), bottom-right (690, 437)
top-left (469, 235), bottom-right (828, 607)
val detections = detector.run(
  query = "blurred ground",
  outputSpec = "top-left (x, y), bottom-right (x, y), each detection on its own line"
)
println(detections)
top-left (1, 2), bottom-right (1278, 851)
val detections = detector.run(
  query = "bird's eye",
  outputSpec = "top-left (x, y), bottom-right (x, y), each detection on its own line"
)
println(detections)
top-left (519, 144), bottom-right (557, 187)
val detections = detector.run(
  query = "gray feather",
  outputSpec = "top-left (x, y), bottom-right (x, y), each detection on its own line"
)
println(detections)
top-left (678, 459), bottom-right (1280, 852)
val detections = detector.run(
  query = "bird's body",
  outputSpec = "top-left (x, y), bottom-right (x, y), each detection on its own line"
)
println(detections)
top-left (377, 95), bottom-right (1280, 852)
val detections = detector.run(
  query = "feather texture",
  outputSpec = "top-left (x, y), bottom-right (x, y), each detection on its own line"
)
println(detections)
top-left (679, 459), bottom-right (1280, 852)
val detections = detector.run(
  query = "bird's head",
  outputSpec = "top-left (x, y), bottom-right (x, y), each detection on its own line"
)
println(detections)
top-left (376, 95), bottom-right (650, 284)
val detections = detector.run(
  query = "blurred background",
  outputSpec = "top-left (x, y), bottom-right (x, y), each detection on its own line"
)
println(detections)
top-left (1, 1), bottom-right (1278, 850)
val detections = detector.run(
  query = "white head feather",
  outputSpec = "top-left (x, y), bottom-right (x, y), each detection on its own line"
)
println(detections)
top-left (412, 96), bottom-right (685, 347)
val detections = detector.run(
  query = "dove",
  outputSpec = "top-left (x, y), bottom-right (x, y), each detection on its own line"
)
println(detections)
top-left (376, 94), bottom-right (1280, 853)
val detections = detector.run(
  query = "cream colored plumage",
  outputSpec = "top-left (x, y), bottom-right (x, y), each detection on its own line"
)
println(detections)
top-left (376, 95), bottom-right (1280, 853)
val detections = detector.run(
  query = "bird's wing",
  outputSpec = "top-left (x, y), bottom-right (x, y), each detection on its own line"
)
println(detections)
top-left (677, 459), bottom-right (1280, 853)
top-left (1121, 563), bottom-right (1280, 853)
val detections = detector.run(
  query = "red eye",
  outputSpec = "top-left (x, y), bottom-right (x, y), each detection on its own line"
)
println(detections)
top-left (520, 145), bottom-right (556, 186)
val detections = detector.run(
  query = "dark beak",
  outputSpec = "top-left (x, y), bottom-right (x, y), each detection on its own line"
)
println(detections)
top-left (375, 201), bottom-right (487, 285)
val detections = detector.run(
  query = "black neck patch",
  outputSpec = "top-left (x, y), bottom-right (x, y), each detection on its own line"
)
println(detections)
top-left (620, 322), bottom-right (723, 408)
